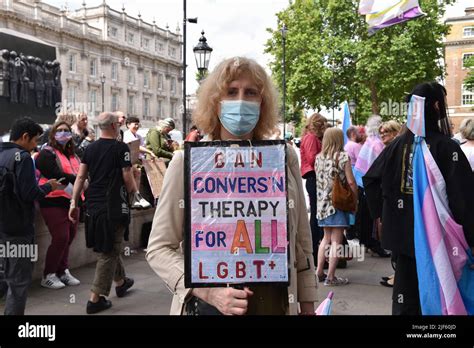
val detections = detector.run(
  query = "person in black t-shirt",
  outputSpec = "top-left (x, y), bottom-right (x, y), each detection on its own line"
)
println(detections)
top-left (68, 112), bottom-right (137, 314)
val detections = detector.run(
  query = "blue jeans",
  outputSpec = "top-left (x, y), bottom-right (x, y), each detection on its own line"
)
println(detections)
top-left (0, 225), bottom-right (35, 315)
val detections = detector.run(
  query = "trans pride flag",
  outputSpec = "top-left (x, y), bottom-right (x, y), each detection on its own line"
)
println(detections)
top-left (353, 135), bottom-right (384, 187)
top-left (408, 95), bottom-right (474, 315)
top-left (342, 101), bottom-right (352, 146)
top-left (359, 0), bottom-right (425, 35)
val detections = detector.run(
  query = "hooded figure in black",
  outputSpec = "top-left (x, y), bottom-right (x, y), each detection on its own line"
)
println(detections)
top-left (363, 82), bottom-right (474, 315)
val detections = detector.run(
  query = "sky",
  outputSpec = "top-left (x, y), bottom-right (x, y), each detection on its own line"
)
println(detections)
top-left (44, 0), bottom-right (472, 110)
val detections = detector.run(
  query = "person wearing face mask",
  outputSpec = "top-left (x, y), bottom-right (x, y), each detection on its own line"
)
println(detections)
top-left (146, 57), bottom-right (318, 316)
top-left (35, 122), bottom-right (83, 289)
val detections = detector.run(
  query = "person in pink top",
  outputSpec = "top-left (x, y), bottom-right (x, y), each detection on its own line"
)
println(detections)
top-left (344, 126), bottom-right (362, 167)
top-left (300, 113), bottom-right (327, 265)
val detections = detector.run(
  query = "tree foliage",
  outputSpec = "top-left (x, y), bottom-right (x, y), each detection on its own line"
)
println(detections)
top-left (465, 56), bottom-right (474, 91)
top-left (265, 0), bottom-right (454, 125)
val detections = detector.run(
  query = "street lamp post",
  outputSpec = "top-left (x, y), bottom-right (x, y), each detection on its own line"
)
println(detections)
top-left (100, 72), bottom-right (106, 112)
top-left (281, 24), bottom-right (287, 139)
top-left (183, 0), bottom-right (197, 135)
top-left (193, 31), bottom-right (213, 83)
top-left (349, 100), bottom-right (356, 125)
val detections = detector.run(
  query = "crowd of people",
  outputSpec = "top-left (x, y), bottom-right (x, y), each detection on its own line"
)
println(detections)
top-left (0, 56), bottom-right (473, 316)
top-left (0, 108), bottom-right (185, 314)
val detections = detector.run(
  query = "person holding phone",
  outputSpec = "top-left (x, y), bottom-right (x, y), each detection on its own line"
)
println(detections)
top-left (36, 121), bottom-right (84, 289)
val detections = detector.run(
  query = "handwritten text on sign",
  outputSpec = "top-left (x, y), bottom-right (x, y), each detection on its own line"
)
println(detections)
top-left (189, 144), bottom-right (288, 285)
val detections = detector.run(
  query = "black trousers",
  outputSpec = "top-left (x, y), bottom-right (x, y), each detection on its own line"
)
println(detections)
top-left (304, 172), bottom-right (323, 265)
top-left (357, 187), bottom-right (381, 249)
top-left (392, 253), bottom-right (422, 315)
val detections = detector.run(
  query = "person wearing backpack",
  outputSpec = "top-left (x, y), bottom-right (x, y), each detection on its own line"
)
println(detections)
top-left (68, 112), bottom-right (137, 314)
top-left (35, 121), bottom-right (84, 289)
top-left (0, 117), bottom-right (59, 315)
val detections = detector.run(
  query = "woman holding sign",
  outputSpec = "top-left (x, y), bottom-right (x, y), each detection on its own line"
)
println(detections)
top-left (146, 57), bottom-right (318, 315)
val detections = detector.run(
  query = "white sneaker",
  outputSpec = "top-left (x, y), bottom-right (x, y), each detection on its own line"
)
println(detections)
top-left (41, 273), bottom-right (66, 289)
top-left (138, 196), bottom-right (151, 209)
top-left (59, 269), bottom-right (80, 286)
top-left (132, 192), bottom-right (151, 209)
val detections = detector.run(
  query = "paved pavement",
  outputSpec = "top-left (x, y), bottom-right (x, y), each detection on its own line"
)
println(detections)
top-left (0, 243), bottom-right (394, 315)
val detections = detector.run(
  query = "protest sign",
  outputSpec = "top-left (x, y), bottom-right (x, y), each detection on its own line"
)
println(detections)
top-left (126, 139), bottom-right (140, 165)
top-left (184, 140), bottom-right (289, 288)
top-left (142, 158), bottom-right (167, 198)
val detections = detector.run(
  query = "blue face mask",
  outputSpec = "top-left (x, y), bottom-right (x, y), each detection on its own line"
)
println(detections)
top-left (219, 100), bottom-right (261, 137)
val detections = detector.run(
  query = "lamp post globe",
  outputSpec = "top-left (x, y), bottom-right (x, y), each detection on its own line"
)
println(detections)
top-left (193, 31), bottom-right (213, 82)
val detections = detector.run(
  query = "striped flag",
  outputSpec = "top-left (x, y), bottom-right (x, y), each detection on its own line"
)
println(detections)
top-left (359, 0), bottom-right (425, 35)
top-left (407, 94), bottom-right (426, 137)
top-left (315, 291), bottom-right (334, 315)
top-left (353, 135), bottom-right (384, 187)
top-left (342, 101), bottom-right (352, 146)
top-left (408, 94), bottom-right (474, 315)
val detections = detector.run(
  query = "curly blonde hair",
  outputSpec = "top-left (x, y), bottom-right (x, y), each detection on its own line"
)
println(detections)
top-left (192, 57), bottom-right (279, 140)
top-left (302, 113), bottom-right (327, 138)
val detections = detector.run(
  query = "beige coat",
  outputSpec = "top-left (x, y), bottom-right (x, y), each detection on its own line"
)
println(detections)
top-left (146, 145), bottom-right (318, 315)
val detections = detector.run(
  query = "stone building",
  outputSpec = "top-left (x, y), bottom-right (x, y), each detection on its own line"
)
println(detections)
top-left (0, 0), bottom-right (184, 131)
top-left (445, 6), bottom-right (474, 131)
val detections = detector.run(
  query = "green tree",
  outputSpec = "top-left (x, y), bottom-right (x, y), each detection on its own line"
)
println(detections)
top-left (465, 56), bottom-right (474, 91)
top-left (265, 0), bottom-right (454, 125)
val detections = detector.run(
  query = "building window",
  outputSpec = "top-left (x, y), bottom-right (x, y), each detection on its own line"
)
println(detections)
top-left (463, 27), bottom-right (474, 38)
top-left (143, 37), bottom-right (150, 50)
top-left (128, 67), bottom-right (135, 85)
top-left (144, 71), bottom-right (150, 88)
top-left (144, 97), bottom-right (150, 117)
top-left (128, 95), bottom-right (135, 115)
top-left (68, 54), bottom-right (76, 72)
top-left (90, 59), bottom-right (97, 77)
top-left (67, 86), bottom-right (77, 108)
top-left (158, 74), bottom-right (164, 90)
top-left (157, 99), bottom-right (163, 117)
top-left (171, 101), bottom-right (176, 118)
top-left (111, 62), bottom-right (118, 81)
top-left (89, 90), bottom-right (97, 114)
top-left (128, 32), bottom-right (135, 45)
top-left (463, 53), bottom-right (474, 68)
top-left (155, 40), bottom-right (164, 53)
top-left (111, 93), bottom-right (119, 111)
top-left (169, 46), bottom-right (176, 58)
top-left (170, 77), bottom-right (176, 94)
top-left (462, 85), bottom-right (474, 106)
top-left (109, 26), bottom-right (118, 38)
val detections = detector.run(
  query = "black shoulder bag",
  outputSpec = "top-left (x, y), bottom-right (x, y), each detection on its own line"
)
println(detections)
top-left (106, 142), bottom-right (131, 227)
